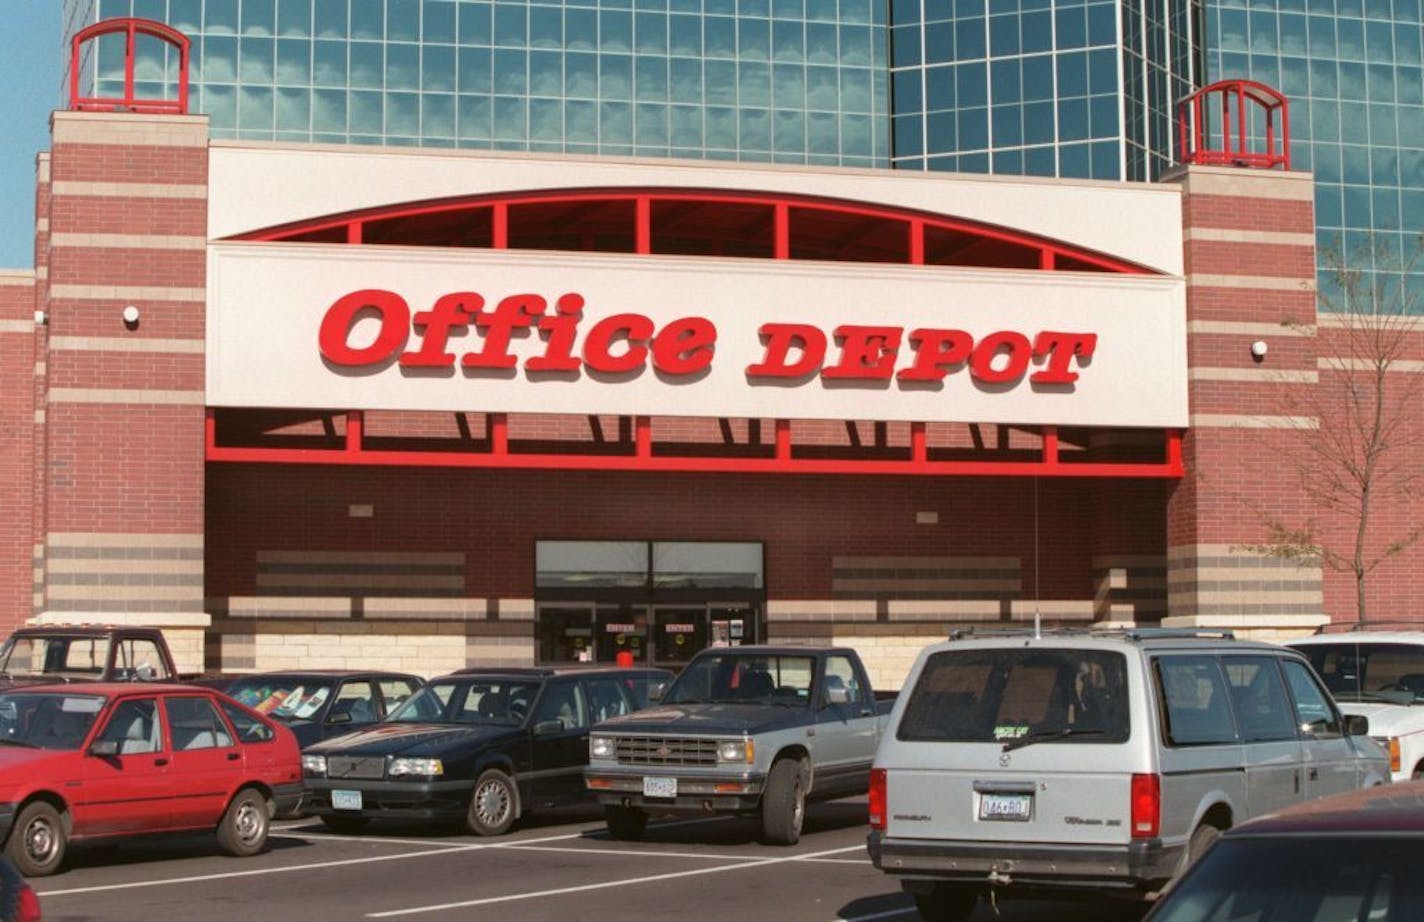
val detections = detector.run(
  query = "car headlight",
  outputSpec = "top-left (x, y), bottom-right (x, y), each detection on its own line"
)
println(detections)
top-left (388, 757), bottom-right (443, 777)
top-left (590, 735), bottom-right (616, 759)
top-left (717, 739), bottom-right (754, 764)
top-left (301, 754), bottom-right (327, 776)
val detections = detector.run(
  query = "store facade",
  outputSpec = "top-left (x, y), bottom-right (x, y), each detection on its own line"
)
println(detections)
top-left (9, 35), bottom-right (1416, 687)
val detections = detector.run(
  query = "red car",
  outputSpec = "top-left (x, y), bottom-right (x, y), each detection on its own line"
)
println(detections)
top-left (0, 683), bottom-right (302, 876)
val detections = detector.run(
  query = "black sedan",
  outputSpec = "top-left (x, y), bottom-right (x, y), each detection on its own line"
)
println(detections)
top-left (1145, 780), bottom-right (1424, 921)
top-left (301, 666), bottom-right (672, 836)
top-left (219, 670), bottom-right (424, 748)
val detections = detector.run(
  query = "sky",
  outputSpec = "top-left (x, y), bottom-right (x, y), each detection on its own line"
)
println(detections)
top-left (0, 4), bottom-right (63, 269)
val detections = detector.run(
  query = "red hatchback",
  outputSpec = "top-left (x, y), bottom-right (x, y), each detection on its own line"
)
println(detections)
top-left (0, 683), bottom-right (302, 876)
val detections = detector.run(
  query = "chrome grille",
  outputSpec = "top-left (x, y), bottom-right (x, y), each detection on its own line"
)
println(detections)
top-left (327, 755), bottom-right (386, 780)
top-left (615, 736), bottom-right (718, 767)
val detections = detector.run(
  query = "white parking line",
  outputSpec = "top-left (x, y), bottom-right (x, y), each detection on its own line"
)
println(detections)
top-left (33, 829), bottom-right (586, 898)
top-left (365, 844), bottom-right (868, 917)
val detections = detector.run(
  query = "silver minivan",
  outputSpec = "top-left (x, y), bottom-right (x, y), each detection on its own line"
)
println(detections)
top-left (866, 629), bottom-right (1391, 920)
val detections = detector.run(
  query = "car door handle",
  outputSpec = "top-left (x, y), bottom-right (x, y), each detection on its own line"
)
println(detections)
top-left (155, 758), bottom-right (169, 767)
top-left (1309, 767), bottom-right (1319, 780)
top-left (227, 752), bottom-right (241, 761)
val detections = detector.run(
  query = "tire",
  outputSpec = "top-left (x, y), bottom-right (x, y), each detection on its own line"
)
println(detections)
top-left (604, 806), bottom-right (648, 841)
top-left (466, 769), bottom-right (517, 836)
top-left (759, 757), bottom-right (807, 846)
top-left (5, 801), bottom-right (66, 877)
top-left (319, 815), bottom-right (370, 834)
top-left (1184, 822), bottom-right (1222, 872)
top-left (911, 884), bottom-right (978, 921)
top-left (216, 788), bottom-right (271, 857)
top-left (1412, 762), bottom-right (1424, 781)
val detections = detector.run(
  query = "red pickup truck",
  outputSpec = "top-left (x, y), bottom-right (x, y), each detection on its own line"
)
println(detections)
top-left (0, 625), bottom-right (184, 687)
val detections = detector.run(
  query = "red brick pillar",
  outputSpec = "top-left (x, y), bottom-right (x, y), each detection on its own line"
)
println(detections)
top-left (1163, 165), bottom-right (1326, 635)
top-left (0, 269), bottom-right (37, 635)
top-left (35, 112), bottom-right (211, 668)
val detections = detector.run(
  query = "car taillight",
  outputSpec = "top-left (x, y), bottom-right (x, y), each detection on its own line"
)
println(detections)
top-left (1388, 737), bottom-right (1402, 773)
top-left (1130, 773), bottom-right (1160, 839)
top-left (869, 768), bottom-right (887, 831)
top-left (17, 882), bottom-right (41, 922)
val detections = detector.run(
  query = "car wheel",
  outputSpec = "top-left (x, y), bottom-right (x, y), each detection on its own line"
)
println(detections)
top-left (319, 815), bottom-right (370, 834)
top-left (1184, 822), bottom-right (1222, 872)
top-left (604, 806), bottom-right (648, 841)
top-left (466, 769), bottom-right (517, 836)
top-left (911, 884), bottom-right (978, 921)
top-left (217, 788), bottom-right (270, 857)
top-left (759, 757), bottom-right (806, 845)
top-left (5, 801), bottom-right (66, 877)
top-left (1413, 762), bottom-right (1424, 781)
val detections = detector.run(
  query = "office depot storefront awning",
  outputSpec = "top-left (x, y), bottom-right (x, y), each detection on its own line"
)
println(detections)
top-left (202, 154), bottom-right (1187, 478)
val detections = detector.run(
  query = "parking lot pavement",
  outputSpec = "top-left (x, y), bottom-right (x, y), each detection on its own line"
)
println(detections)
top-left (30, 800), bottom-right (1144, 922)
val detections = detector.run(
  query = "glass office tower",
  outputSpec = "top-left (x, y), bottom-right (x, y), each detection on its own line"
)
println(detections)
top-left (61, 0), bottom-right (890, 168)
top-left (1200, 0), bottom-right (1424, 298)
top-left (886, 0), bottom-right (1196, 181)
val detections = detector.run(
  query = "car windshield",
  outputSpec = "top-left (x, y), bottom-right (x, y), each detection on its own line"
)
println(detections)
top-left (225, 679), bottom-right (334, 720)
top-left (388, 680), bottom-right (540, 726)
top-left (1152, 836), bottom-right (1424, 921)
top-left (0, 691), bottom-right (105, 750)
top-left (663, 654), bottom-right (815, 706)
top-left (0, 635), bottom-right (110, 680)
top-left (897, 648), bottom-right (1131, 745)
top-left (1293, 642), bottom-right (1424, 704)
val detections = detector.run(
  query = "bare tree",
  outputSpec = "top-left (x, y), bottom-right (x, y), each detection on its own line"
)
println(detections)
top-left (1245, 238), bottom-right (1424, 624)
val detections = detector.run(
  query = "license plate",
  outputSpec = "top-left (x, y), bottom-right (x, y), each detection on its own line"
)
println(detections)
top-left (978, 793), bottom-right (1031, 821)
top-left (331, 789), bottom-right (363, 811)
top-left (643, 777), bottom-right (677, 799)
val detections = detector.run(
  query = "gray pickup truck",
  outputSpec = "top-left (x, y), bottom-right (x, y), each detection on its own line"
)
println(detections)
top-left (584, 645), bottom-right (893, 844)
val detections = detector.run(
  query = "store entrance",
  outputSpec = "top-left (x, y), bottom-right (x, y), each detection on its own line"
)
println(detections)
top-left (535, 601), bottom-right (761, 667)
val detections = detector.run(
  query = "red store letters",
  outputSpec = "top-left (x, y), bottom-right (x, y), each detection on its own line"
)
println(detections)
top-left (318, 289), bottom-right (1097, 387)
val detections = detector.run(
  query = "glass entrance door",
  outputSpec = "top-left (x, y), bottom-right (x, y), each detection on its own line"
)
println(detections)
top-left (651, 606), bottom-right (709, 666)
top-left (536, 604), bottom-right (595, 663)
top-left (594, 603), bottom-right (649, 664)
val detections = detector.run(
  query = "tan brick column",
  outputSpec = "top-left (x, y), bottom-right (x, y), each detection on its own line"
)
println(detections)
top-left (36, 112), bottom-right (212, 666)
top-left (1162, 165), bottom-right (1327, 637)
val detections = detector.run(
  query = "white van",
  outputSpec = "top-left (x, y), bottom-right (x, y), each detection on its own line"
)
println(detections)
top-left (1287, 630), bottom-right (1424, 781)
top-left (866, 629), bottom-right (1390, 920)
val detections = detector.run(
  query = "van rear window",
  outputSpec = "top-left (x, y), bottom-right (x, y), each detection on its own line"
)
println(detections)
top-left (897, 649), bottom-right (1130, 744)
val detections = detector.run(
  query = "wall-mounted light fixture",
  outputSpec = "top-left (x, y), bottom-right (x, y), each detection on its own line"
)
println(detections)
top-left (1250, 340), bottom-right (1268, 362)
top-left (33, 310), bottom-right (46, 326)
top-left (121, 305), bottom-right (140, 326)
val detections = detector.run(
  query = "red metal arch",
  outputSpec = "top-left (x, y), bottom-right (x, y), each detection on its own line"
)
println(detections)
top-left (70, 17), bottom-right (190, 115)
top-left (231, 188), bottom-right (1158, 275)
top-left (1177, 79), bottom-right (1290, 170)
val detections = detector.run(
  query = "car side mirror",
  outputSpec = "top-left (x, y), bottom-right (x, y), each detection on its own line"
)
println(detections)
top-left (533, 718), bottom-right (565, 736)
top-left (825, 686), bottom-right (851, 707)
top-left (1344, 713), bottom-right (1370, 736)
top-left (647, 682), bottom-right (666, 703)
top-left (90, 739), bottom-right (119, 757)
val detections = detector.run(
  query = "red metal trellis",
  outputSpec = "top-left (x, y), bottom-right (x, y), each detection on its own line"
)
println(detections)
top-left (70, 17), bottom-right (190, 115)
top-left (1177, 79), bottom-right (1290, 170)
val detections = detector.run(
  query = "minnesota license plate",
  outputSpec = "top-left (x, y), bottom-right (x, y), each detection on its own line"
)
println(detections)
top-left (643, 777), bottom-right (677, 799)
top-left (331, 789), bottom-right (363, 811)
top-left (978, 793), bottom-right (1031, 821)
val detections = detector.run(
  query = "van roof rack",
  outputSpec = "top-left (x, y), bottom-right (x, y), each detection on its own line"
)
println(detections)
top-left (946, 626), bottom-right (1236, 642)
top-left (1314, 619), bottom-right (1424, 634)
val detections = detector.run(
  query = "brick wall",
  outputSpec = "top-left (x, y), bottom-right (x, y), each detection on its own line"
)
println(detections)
top-left (0, 272), bottom-right (37, 634)
top-left (37, 112), bottom-right (210, 630)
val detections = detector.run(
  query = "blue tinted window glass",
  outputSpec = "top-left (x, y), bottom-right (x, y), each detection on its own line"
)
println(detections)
top-left (959, 151), bottom-right (989, 172)
top-left (925, 21), bottom-right (953, 63)
top-left (564, 52), bottom-right (596, 96)
top-left (350, 41), bottom-right (383, 88)
top-left (388, 0), bottom-right (420, 41)
top-left (894, 112), bottom-right (928, 153)
top-left (494, 49), bottom-right (527, 96)
top-left (958, 107), bottom-right (988, 148)
top-left (1021, 11), bottom-right (1051, 54)
top-left (530, 6), bottom-right (563, 48)
top-left (386, 91), bottom-right (419, 134)
top-left (350, 0), bottom-right (384, 40)
top-left (740, 16), bottom-right (770, 61)
top-left (991, 59), bottom-right (1021, 102)
top-left (530, 50), bottom-right (563, 96)
top-left (808, 111), bottom-right (839, 149)
top-left (893, 69), bottom-right (923, 112)
top-left (706, 16), bottom-right (735, 56)
top-left (494, 95), bottom-right (527, 142)
top-left (458, 93), bottom-right (492, 138)
top-left (992, 148), bottom-right (1024, 174)
top-left (741, 62), bottom-right (771, 107)
top-left (314, 0), bottom-right (347, 38)
top-left (958, 62), bottom-right (987, 107)
top-left (807, 22), bottom-right (839, 63)
top-left (1059, 97), bottom-right (1089, 140)
top-left (459, 2), bottom-right (492, 44)
top-left (424, 45), bottom-right (455, 92)
top-left (990, 14), bottom-right (1019, 55)
top-left (1089, 49), bottom-right (1118, 94)
top-left (312, 40), bottom-right (345, 85)
top-left (1337, 18), bottom-right (1364, 59)
top-left (601, 54), bottom-right (633, 99)
top-left (670, 57), bottom-right (704, 102)
top-left (529, 97), bottom-right (561, 141)
top-left (807, 64), bottom-right (838, 109)
top-left (239, 37), bottom-right (274, 83)
top-left (1024, 145), bottom-right (1055, 175)
top-left (602, 10), bottom-right (634, 52)
top-left (1022, 55), bottom-right (1052, 101)
top-left (926, 109), bottom-right (956, 148)
top-left (926, 64), bottom-right (954, 108)
top-left (1057, 53), bottom-right (1088, 97)
top-left (312, 88), bottom-right (346, 131)
top-left (671, 103), bottom-right (703, 146)
top-left (703, 60), bottom-right (735, 104)
top-left (350, 89), bottom-right (382, 132)
top-left (422, 92), bottom-right (454, 136)
top-left (1090, 94), bottom-right (1118, 135)
top-left (275, 86), bottom-right (310, 131)
top-left (239, 85), bottom-right (275, 131)
top-left (565, 8), bottom-right (595, 50)
top-left (772, 19), bottom-right (804, 61)
top-left (494, 3), bottom-right (528, 45)
top-left (992, 104), bottom-right (1022, 144)
top-left (386, 43), bottom-right (419, 90)
top-left (740, 107), bottom-right (772, 150)
top-left (459, 46), bottom-right (491, 93)
top-left (1060, 141), bottom-right (1090, 177)
top-left (1022, 100), bottom-right (1053, 143)
top-left (1087, 4), bottom-right (1115, 44)
top-left (773, 62), bottom-right (806, 106)
top-left (670, 14), bottom-right (701, 55)
top-left (424, 1), bottom-right (455, 42)
top-left (706, 105), bottom-right (736, 147)
top-left (276, 39), bottom-right (311, 85)
top-left (775, 108), bottom-right (806, 150)
top-left (956, 17), bottom-right (986, 59)
top-left (892, 0), bottom-right (921, 27)
top-left (1055, 7), bottom-right (1086, 48)
top-left (241, 0), bottom-right (275, 36)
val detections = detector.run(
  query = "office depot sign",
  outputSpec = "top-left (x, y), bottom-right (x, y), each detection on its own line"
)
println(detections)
top-left (207, 244), bottom-right (1188, 427)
